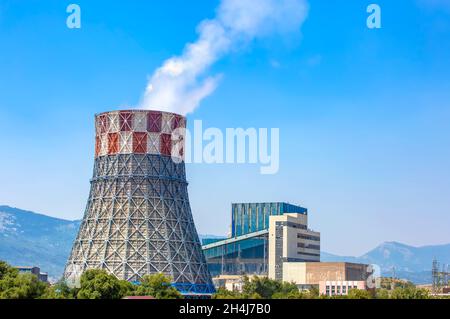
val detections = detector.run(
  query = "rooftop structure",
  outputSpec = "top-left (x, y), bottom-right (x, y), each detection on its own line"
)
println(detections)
top-left (232, 202), bottom-right (307, 237)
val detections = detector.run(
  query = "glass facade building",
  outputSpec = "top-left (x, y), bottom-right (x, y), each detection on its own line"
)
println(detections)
top-left (202, 202), bottom-right (308, 278)
top-left (202, 235), bottom-right (268, 277)
top-left (232, 203), bottom-right (307, 237)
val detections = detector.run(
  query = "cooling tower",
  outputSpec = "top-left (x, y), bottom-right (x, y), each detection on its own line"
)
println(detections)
top-left (64, 110), bottom-right (215, 295)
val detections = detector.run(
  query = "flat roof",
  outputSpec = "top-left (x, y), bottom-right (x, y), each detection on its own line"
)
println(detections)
top-left (232, 202), bottom-right (305, 207)
top-left (202, 229), bottom-right (268, 250)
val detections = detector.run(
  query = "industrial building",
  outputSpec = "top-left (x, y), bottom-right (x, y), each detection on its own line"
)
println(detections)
top-left (280, 262), bottom-right (371, 290)
top-left (64, 110), bottom-right (214, 295)
top-left (212, 262), bottom-right (371, 294)
top-left (202, 202), bottom-right (320, 278)
top-left (202, 203), bottom-right (371, 293)
top-left (268, 213), bottom-right (321, 281)
top-left (212, 275), bottom-right (265, 292)
top-left (15, 266), bottom-right (48, 283)
top-left (320, 280), bottom-right (368, 297)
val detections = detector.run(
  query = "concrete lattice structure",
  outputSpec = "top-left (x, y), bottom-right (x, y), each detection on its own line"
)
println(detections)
top-left (64, 110), bottom-right (215, 294)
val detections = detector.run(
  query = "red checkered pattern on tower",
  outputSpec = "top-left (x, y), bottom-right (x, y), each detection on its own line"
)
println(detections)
top-left (94, 110), bottom-right (186, 158)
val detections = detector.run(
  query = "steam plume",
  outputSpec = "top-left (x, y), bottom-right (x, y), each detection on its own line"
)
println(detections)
top-left (139, 0), bottom-right (309, 115)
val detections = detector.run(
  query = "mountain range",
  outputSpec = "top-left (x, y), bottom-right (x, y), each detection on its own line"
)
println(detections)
top-left (0, 205), bottom-right (81, 281)
top-left (1, 205), bottom-right (448, 284)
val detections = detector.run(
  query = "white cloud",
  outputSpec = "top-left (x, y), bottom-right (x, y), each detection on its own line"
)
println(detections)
top-left (139, 0), bottom-right (309, 115)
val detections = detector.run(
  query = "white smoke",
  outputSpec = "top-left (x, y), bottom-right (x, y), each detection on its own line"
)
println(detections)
top-left (139, 0), bottom-right (309, 115)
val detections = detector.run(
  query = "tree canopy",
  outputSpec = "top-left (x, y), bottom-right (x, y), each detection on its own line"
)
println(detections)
top-left (211, 275), bottom-right (434, 300)
top-left (0, 262), bottom-right (47, 299)
top-left (0, 260), bottom-right (440, 300)
top-left (77, 269), bottom-right (126, 299)
top-left (134, 273), bottom-right (181, 299)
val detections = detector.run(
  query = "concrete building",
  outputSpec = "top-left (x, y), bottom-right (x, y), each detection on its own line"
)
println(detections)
top-left (15, 266), bottom-right (48, 283)
top-left (319, 281), bottom-right (368, 296)
top-left (277, 262), bottom-right (371, 290)
top-left (268, 213), bottom-right (320, 281)
top-left (202, 202), bottom-right (372, 294)
top-left (202, 202), bottom-right (320, 278)
top-left (212, 275), bottom-right (266, 292)
top-left (213, 275), bottom-right (245, 292)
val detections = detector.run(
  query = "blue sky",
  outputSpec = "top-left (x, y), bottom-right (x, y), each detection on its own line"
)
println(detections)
top-left (1, 0), bottom-right (450, 256)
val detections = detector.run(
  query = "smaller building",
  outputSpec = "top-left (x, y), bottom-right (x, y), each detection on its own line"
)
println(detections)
top-left (319, 281), bottom-right (367, 297)
top-left (213, 275), bottom-right (245, 292)
top-left (15, 266), bottom-right (48, 283)
top-left (232, 202), bottom-right (308, 237)
top-left (212, 275), bottom-right (266, 293)
top-left (276, 262), bottom-right (371, 290)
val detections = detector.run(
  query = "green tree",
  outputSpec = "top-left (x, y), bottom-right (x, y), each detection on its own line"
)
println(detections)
top-left (134, 273), bottom-right (182, 299)
top-left (272, 282), bottom-right (306, 299)
top-left (346, 289), bottom-right (373, 299)
top-left (41, 280), bottom-right (76, 299)
top-left (394, 280), bottom-right (415, 289)
top-left (280, 282), bottom-right (300, 295)
top-left (0, 261), bottom-right (19, 280)
top-left (118, 279), bottom-right (136, 297)
top-left (375, 288), bottom-right (390, 299)
top-left (306, 286), bottom-right (320, 299)
top-left (242, 276), bottom-right (281, 299)
top-left (390, 286), bottom-right (430, 299)
top-left (249, 292), bottom-right (262, 299)
top-left (77, 269), bottom-right (124, 299)
top-left (241, 276), bottom-right (301, 299)
top-left (273, 289), bottom-right (309, 299)
top-left (0, 273), bottom-right (48, 299)
top-left (212, 287), bottom-right (244, 299)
